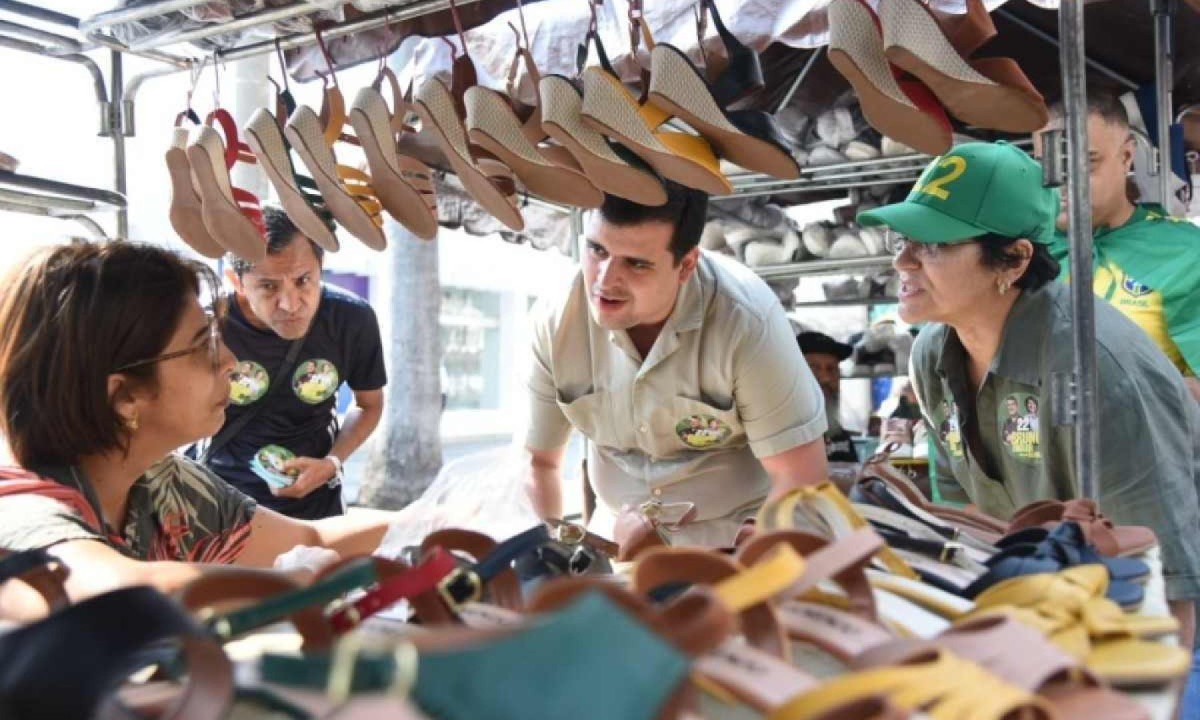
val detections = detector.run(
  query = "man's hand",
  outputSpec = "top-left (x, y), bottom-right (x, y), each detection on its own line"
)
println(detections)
top-left (275, 456), bottom-right (337, 499)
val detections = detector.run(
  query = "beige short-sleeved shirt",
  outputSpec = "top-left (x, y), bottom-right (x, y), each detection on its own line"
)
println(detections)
top-left (526, 251), bottom-right (826, 547)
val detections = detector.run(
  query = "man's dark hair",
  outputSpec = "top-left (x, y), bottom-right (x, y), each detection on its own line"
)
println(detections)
top-left (1048, 90), bottom-right (1130, 130)
top-left (977, 233), bottom-right (1060, 291)
top-left (229, 206), bottom-right (328, 275)
top-left (597, 181), bottom-right (709, 264)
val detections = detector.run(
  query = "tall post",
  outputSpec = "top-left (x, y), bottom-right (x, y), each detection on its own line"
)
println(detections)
top-left (110, 49), bottom-right (128, 240)
top-left (1059, 0), bottom-right (1100, 499)
top-left (1152, 0), bottom-right (1175, 211)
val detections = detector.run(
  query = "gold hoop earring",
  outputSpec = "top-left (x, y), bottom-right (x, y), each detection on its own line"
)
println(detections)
top-left (125, 413), bottom-right (139, 432)
top-left (997, 279), bottom-right (1011, 295)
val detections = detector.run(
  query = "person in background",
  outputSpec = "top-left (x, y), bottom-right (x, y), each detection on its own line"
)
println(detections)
top-left (1035, 92), bottom-right (1200, 402)
top-left (797, 331), bottom-right (858, 463)
top-left (200, 207), bottom-right (386, 520)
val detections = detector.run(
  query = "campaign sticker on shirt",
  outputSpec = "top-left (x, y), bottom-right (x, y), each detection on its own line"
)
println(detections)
top-left (229, 361), bottom-right (269, 405)
top-left (675, 414), bottom-right (731, 449)
top-left (1000, 394), bottom-right (1041, 462)
top-left (292, 359), bottom-right (339, 405)
top-left (937, 399), bottom-right (964, 459)
top-left (251, 444), bottom-right (298, 489)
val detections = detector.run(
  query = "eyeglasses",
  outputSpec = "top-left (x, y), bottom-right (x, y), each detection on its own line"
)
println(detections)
top-left (884, 231), bottom-right (955, 261)
top-left (115, 313), bottom-right (222, 372)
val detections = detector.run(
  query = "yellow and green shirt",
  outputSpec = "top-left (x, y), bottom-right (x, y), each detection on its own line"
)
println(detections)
top-left (1051, 205), bottom-right (1200, 376)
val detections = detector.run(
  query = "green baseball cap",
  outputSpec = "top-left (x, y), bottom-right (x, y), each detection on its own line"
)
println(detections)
top-left (858, 141), bottom-right (1060, 244)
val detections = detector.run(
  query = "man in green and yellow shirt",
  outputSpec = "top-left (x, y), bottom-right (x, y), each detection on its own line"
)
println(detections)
top-left (1036, 93), bottom-right (1200, 401)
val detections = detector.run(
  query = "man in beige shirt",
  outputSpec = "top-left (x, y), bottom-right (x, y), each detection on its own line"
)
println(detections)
top-left (525, 183), bottom-right (829, 548)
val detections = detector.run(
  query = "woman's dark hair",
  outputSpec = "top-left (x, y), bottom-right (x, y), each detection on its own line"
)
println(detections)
top-left (976, 233), bottom-right (1061, 291)
top-left (597, 180), bottom-right (709, 264)
top-left (0, 241), bottom-right (216, 468)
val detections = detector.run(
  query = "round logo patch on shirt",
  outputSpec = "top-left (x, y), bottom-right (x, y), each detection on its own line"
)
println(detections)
top-left (1000, 393), bottom-right (1041, 462)
top-left (229, 361), bottom-right (269, 405)
top-left (292, 359), bottom-right (339, 405)
top-left (675, 415), bottom-right (731, 449)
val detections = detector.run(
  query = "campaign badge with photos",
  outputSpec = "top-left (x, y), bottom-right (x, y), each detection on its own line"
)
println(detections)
top-left (251, 444), bottom-right (298, 488)
top-left (293, 359), bottom-right (340, 405)
top-left (675, 414), bottom-right (732, 450)
top-left (229, 361), bottom-right (269, 406)
top-left (999, 393), bottom-right (1041, 462)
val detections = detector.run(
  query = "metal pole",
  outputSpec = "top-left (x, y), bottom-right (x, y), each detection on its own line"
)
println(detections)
top-left (1058, 0), bottom-right (1100, 500)
top-left (128, 0), bottom-right (320, 51)
top-left (111, 50), bottom-right (129, 241)
top-left (569, 208), bottom-right (583, 263)
top-left (1152, 0), bottom-right (1175, 212)
top-left (78, 0), bottom-right (211, 36)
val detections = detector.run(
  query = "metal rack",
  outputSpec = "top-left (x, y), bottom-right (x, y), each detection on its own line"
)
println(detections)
top-left (0, 0), bottom-right (1184, 503)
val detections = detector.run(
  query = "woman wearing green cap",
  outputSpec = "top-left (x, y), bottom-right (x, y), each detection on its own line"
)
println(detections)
top-left (859, 140), bottom-right (1200, 651)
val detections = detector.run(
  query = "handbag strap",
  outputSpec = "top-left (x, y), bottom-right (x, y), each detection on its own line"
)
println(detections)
top-left (201, 314), bottom-right (307, 464)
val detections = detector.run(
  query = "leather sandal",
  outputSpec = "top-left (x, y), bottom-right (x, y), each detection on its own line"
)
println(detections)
top-left (348, 68), bottom-right (440, 240)
top-left (244, 86), bottom-right (340, 252)
top-left (166, 107), bottom-right (226, 259)
top-left (758, 482), bottom-right (921, 581)
top-left (1006, 498), bottom-right (1157, 558)
top-left (892, 614), bottom-right (1151, 720)
top-left (777, 644), bottom-right (1056, 720)
top-left (186, 109), bottom-right (267, 262)
top-left (0, 586), bottom-right (233, 720)
top-left (631, 545), bottom-right (910, 720)
top-left (414, 524), bottom-right (552, 625)
top-left (879, 0), bottom-right (1049, 133)
top-left (646, 0), bottom-right (800, 179)
top-left (464, 21), bottom-right (604, 209)
top-left (286, 82), bottom-right (387, 251)
top-left (968, 567), bottom-right (1189, 688)
top-left (579, 19), bottom-right (732, 196)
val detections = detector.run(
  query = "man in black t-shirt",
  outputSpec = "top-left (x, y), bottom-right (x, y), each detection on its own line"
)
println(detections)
top-left (201, 207), bottom-right (387, 519)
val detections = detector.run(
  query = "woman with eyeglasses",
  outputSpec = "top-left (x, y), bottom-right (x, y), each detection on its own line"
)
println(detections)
top-left (0, 241), bottom-right (400, 619)
top-left (860, 141), bottom-right (1200, 651)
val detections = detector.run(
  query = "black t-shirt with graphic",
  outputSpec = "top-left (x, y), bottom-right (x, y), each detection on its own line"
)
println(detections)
top-left (205, 284), bottom-right (386, 519)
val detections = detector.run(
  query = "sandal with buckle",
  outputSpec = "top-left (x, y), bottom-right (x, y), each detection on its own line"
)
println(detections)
top-left (646, 0), bottom-right (800, 179)
top-left (578, 13), bottom-right (732, 196)
top-left (166, 106), bottom-right (226, 258)
top-left (186, 108), bottom-right (267, 262)
top-left (1006, 498), bottom-right (1157, 558)
top-left (349, 67), bottom-right (440, 240)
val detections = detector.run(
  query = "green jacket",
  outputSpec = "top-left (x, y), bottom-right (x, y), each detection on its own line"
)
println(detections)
top-left (910, 281), bottom-right (1200, 601)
